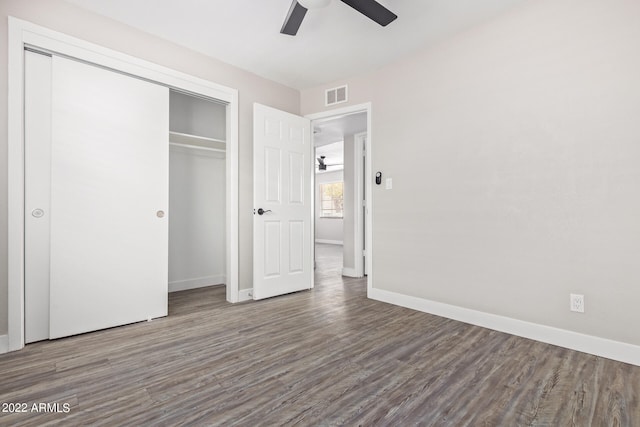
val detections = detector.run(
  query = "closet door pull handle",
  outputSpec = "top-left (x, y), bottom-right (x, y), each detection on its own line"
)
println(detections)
top-left (257, 208), bottom-right (272, 215)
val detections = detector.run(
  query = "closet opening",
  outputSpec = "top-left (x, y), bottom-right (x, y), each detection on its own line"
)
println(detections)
top-left (312, 111), bottom-right (367, 280)
top-left (168, 90), bottom-right (228, 296)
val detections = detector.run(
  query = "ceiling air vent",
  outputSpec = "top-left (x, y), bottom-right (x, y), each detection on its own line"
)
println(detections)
top-left (325, 85), bottom-right (348, 106)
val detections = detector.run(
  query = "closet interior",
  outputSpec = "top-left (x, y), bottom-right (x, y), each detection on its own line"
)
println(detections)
top-left (168, 90), bottom-right (227, 293)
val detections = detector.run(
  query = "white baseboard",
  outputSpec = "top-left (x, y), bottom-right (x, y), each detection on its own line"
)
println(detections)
top-left (238, 288), bottom-right (253, 302)
top-left (315, 239), bottom-right (343, 245)
top-left (342, 267), bottom-right (362, 278)
top-left (0, 335), bottom-right (8, 354)
top-left (169, 275), bottom-right (225, 293)
top-left (369, 288), bottom-right (640, 367)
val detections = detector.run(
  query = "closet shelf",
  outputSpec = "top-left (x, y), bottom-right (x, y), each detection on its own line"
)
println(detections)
top-left (169, 131), bottom-right (226, 153)
top-left (169, 142), bottom-right (225, 154)
top-left (169, 131), bottom-right (226, 145)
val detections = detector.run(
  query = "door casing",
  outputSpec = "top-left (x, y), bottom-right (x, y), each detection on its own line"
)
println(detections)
top-left (306, 103), bottom-right (373, 294)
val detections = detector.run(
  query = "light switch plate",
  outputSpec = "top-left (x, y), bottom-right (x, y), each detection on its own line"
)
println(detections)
top-left (385, 178), bottom-right (393, 190)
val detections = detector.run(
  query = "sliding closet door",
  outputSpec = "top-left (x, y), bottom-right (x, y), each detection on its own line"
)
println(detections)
top-left (24, 51), bottom-right (52, 343)
top-left (49, 56), bottom-right (169, 339)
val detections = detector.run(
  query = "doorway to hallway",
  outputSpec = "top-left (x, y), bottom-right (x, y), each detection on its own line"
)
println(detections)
top-left (312, 111), bottom-right (367, 279)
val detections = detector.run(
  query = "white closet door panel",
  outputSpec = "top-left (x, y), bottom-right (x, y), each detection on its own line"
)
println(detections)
top-left (24, 51), bottom-right (52, 343)
top-left (50, 56), bottom-right (169, 339)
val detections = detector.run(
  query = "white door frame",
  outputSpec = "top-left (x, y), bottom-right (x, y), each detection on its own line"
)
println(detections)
top-left (6, 17), bottom-right (240, 353)
top-left (306, 103), bottom-right (373, 293)
top-left (353, 132), bottom-right (367, 278)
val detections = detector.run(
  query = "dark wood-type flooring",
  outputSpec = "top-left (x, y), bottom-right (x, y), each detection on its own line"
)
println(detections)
top-left (1, 244), bottom-right (638, 425)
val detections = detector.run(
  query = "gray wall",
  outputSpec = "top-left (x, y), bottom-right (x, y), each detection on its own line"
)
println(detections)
top-left (169, 147), bottom-right (225, 290)
top-left (315, 170), bottom-right (344, 243)
top-left (301, 0), bottom-right (640, 346)
top-left (169, 91), bottom-right (226, 141)
top-left (0, 0), bottom-right (300, 335)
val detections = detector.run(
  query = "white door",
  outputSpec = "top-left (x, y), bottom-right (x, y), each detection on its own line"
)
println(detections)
top-left (253, 103), bottom-right (312, 299)
top-left (24, 50), bottom-right (52, 343)
top-left (45, 55), bottom-right (169, 339)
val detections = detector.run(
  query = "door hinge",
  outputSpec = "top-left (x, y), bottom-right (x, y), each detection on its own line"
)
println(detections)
top-left (362, 250), bottom-right (367, 257)
top-left (362, 200), bottom-right (366, 207)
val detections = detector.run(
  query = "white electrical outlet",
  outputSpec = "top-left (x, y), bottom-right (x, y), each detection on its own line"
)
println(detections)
top-left (570, 293), bottom-right (585, 313)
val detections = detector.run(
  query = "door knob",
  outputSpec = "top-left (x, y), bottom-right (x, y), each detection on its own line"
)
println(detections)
top-left (257, 208), bottom-right (272, 215)
top-left (32, 208), bottom-right (45, 218)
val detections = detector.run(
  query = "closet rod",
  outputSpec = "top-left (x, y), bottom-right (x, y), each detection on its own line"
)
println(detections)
top-left (169, 142), bottom-right (226, 153)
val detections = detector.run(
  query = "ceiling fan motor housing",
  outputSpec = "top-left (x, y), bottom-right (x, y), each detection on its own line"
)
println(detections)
top-left (298, 0), bottom-right (331, 9)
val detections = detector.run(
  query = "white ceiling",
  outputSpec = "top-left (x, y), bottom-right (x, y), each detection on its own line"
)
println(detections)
top-left (314, 111), bottom-right (367, 147)
top-left (314, 111), bottom-right (367, 173)
top-left (65, 0), bottom-right (526, 89)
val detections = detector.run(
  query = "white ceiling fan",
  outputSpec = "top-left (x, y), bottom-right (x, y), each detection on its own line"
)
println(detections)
top-left (281, 0), bottom-right (398, 36)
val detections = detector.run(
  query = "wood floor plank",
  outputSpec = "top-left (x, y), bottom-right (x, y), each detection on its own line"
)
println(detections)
top-left (0, 244), bottom-right (638, 425)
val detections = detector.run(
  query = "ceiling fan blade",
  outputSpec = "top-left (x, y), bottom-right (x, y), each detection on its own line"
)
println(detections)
top-left (339, 0), bottom-right (397, 26)
top-left (281, 1), bottom-right (308, 36)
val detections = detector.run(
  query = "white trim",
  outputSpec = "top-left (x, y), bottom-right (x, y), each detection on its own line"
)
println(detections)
top-left (8, 18), bottom-right (26, 352)
top-left (307, 102), bottom-right (373, 293)
top-left (353, 132), bottom-right (366, 278)
top-left (0, 335), bottom-right (8, 353)
top-left (168, 276), bottom-right (226, 293)
top-left (364, 111), bottom-right (372, 283)
top-left (7, 17), bottom-right (240, 353)
top-left (226, 92), bottom-right (239, 304)
top-left (369, 288), bottom-right (640, 367)
top-left (305, 102), bottom-right (371, 122)
top-left (238, 288), bottom-right (253, 302)
top-left (19, 26), bottom-right (234, 102)
top-left (315, 239), bottom-right (343, 245)
top-left (341, 268), bottom-right (359, 277)
top-left (308, 111), bottom-right (316, 291)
